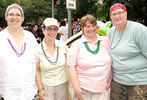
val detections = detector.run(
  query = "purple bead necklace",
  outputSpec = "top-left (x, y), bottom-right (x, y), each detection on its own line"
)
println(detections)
top-left (7, 39), bottom-right (26, 57)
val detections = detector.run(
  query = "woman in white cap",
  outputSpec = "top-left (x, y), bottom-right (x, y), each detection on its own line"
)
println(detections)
top-left (107, 3), bottom-right (147, 99)
top-left (35, 18), bottom-right (69, 100)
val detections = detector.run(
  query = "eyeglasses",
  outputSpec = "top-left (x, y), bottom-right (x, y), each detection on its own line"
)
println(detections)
top-left (7, 13), bottom-right (22, 17)
top-left (44, 27), bottom-right (58, 32)
top-left (111, 11), bottom-right (125, 17)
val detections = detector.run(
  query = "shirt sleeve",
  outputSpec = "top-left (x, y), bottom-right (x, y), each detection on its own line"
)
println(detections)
top-left (67, 40), bottom-right (79, 66)
top-left (64, 45), bottom-right (69, 55)
top-left (133, 24), bottom-right (147, 58)
top-left (106, 29), bottom-right (111, 39)
top-left (35, 45), bottom-right (40, 63)
top-left (106, 26), bottom-right (116, 39)
top-left (103, 36), bottom-right (110, 50)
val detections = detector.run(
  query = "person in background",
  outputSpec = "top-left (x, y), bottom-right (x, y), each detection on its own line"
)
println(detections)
top-left (0, 27), bottom-right (1, 32)
top-left (35, 18), bottom-right (69, 100)
top-left (107, 3), bottom-right (147, 100)
top-left (72, 19), bottom-right (76, 35)
top-left (37, 25), bottom-right (44, 43)
top-left (67, 14), bottom-right (112, 100)
top-left (72, 18), bottom-right (81, 35)
top-left (0, 3), bottom-right (38, 100)
top-left (64, 18), bottom-right (68, 28)
top-left (31, 24), bottom-right (38, 39)
top-left (58, 19), bottom-right (68, 42)
top-left (29, 24), bottom-right (43, 43)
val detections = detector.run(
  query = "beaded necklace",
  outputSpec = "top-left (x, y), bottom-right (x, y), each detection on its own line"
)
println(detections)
top-left (110, 22), bottom-right (127, 50)
top-left (41, 42), bottom-right (59, 65)
top-left (7, 39), bottom-right (26, 57)
top-left (83, 40), bottom-right (100, 55)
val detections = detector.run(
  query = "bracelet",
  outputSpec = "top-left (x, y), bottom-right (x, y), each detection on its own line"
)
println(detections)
top-left (38, 88), bottom-right (44, 93)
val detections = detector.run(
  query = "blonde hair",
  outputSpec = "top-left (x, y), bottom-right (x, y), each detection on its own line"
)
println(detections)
top-left (5, 3), bottom-right (24, 17)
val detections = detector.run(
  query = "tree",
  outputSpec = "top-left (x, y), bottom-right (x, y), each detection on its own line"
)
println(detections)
top-left (0, 0), bottom-right (6, 27)
top-left (0, 0), bottom-right (146, 26)
top-left (54, 0), bottom-right (67, 20)
top-left (70, 0), bottom-right (146, 25)
top-left (72, 0), bottom-right (98, 19)
top-left (95, 0), bottom-right (147, 25)
top-left (21, 0), bottom-right (52, 25)
top-left (0, 0), bottom-right (19, 27)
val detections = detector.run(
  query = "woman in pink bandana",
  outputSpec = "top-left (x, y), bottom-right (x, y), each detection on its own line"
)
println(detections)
top-left (107, 3), bottom-right (147, 100)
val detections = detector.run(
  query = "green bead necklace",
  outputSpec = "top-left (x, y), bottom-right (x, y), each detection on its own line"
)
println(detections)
top-left (110, 28), bottom-right (124, 50)
top-left (110, 22), bottom-right (127, 50)
top-left (83, 40), bottom-right (100, 55)
top-left (41, 42), bottom-right (59, 65)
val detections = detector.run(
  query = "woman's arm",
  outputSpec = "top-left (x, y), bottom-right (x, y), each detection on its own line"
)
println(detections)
top-left (68, 66), bottom-right (84, 100)
top-left (35, 62), bottom-right (43, 92)
top-left (35, 62), bottom-right (47, 100)
top-left (107, 68), bottom-right (113, 90)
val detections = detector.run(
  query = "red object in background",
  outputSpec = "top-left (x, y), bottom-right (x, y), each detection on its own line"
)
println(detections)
top-left (2, 26), bottom-right (6, 30)
top-left (97, 26), bottom-right (100, 29)
top-left (54, 0), bottom-right (58, 5)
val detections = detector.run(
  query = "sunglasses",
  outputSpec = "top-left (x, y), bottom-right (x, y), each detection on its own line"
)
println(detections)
top-left (44, 27), bottom-right (58, 32)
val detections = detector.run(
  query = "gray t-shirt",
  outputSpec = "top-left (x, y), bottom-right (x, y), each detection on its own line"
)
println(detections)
top-left (107, 21), bottom-right (147, 85)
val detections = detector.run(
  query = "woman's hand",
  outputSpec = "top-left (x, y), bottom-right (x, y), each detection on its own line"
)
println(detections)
top-left (106, 69), bottom-right (113, 90)
top-left (38, 89), bottom-right (47, 100)
top-left (74, 87), bottom-right (85, 100)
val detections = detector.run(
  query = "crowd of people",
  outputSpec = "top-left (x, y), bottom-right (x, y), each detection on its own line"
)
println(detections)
top-left (0, 2), bottom-right (146, 100)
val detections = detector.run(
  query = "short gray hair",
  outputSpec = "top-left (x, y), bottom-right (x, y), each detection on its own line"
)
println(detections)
top-left (5, 3), bottom-right (24, 17)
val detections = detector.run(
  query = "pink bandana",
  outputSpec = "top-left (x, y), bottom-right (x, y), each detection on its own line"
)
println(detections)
top-left (110, 3), bottom-right (127, 14)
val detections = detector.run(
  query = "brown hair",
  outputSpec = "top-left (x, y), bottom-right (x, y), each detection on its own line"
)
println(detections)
top-left (80, 14), bottom-right (97, 29)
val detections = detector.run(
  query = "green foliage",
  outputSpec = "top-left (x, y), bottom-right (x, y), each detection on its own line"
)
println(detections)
top-left (0, 0), bottom-right (57, 26)
top-left (21, 0), bottom-right (52, 24)
top-left (0, 0), bottom-right (146, 26)
top-left (54, 0), bottom-right (67, 21)
top-left (72, 0), bottom-right (98, 19)
top-left (95, 0), bottom-right (147, 25)
top-left (0, 0), bottom-right (5, 17)
top-left (95, 3), bottom-right (108, 22)
top-left (0, 0), bottom-right (19, 27)
top-left (71, 0), bottom-right (146, 25)
top-left (0, 0), bottom-right (5, 27)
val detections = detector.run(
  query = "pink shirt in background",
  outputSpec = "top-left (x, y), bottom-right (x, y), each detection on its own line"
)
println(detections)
top-left (67, 34), bottom-right (112, 93)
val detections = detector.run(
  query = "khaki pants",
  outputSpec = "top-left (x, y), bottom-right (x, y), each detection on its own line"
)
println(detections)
top-left (69, 82), bottom-right (110, 100)
top-left (42, 81), bottom-right (69, 100)
top-left (111, 80), bottom-right (147, 100)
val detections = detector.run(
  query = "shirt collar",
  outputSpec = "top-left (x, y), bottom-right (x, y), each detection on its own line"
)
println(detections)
top-left (4, 27), bottom-right (25, 42)
top-left (80, 33), bottom-right (101, 43)
top-left (42, 39), bottom-right (59, 50)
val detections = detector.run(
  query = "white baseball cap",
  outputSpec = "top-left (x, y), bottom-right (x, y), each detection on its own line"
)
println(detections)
top-left (43, 18), bottom-right (59, 28)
